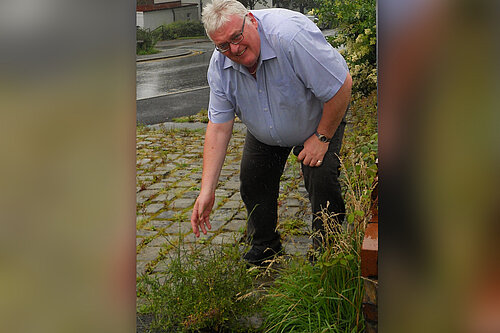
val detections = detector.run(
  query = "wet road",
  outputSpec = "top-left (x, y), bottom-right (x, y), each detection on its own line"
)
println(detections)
top-left (136, 40), bottom-right (214, 124)
top-left (136, 48), bottom-right (212, 100)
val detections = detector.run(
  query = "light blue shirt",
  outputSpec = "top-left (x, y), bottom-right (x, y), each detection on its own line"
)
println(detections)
top-left (207, 8), bottom-right (349, 147)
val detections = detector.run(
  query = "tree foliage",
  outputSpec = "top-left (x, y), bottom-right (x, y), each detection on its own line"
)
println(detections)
top-left (273, 0), bottom-right (318, 14)
top-left (315, 0), bottom-right (376, 96)
top-left (237, 0), bottom-right (268, 10)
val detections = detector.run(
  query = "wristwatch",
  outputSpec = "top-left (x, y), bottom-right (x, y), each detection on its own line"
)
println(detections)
top-left (315, 131), bottom-right (332, 143)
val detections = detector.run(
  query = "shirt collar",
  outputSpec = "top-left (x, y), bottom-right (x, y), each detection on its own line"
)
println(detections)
top-left (222, 16), bottom-right (276, 72)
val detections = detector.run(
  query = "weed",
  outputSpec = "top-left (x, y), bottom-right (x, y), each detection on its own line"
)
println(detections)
top-left (172, 109), bottom-right (209, 123)
top-left (279, 218), bottom-right (307, 236)
top-left (137, 241), bottom-right (259, 332)
top-left (262, 209), bottom-right (365, 332)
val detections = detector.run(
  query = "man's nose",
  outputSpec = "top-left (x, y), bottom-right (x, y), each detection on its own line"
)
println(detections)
top-left (229, 43), bottom-right (239, 54)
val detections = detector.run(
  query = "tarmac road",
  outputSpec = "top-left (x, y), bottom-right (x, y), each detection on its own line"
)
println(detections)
top-left (136, 38), bottom-right (213, 125)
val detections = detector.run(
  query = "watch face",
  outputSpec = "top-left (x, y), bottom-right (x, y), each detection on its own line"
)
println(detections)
top-left (319, 135), bottom-right (328, 142)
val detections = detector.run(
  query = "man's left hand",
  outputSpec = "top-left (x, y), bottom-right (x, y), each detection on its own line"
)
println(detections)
top-left (297, 134), bottom-right (329, 167)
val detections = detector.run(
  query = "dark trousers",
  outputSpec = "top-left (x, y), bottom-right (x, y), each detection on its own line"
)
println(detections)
top-left (240, 118), bottom-right (346, 248)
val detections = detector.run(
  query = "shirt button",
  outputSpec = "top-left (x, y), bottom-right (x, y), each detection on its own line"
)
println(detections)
top-left (259, 90), bottom-right (263, 93)
top-left (264, 108), bottom-right (268, 111)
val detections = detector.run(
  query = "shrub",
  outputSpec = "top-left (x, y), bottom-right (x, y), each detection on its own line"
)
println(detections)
top-left (136, 27), bottom-right (160, 54)
top-left (157, 21), bottom-right (206, 40)
top-left (315, 0), bottom-right (376, 96)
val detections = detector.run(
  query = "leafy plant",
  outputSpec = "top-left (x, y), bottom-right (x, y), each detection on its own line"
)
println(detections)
top-left (279, 218), bottom-right (308, 236)
top-left (315, 0), bottom-right (376, 96)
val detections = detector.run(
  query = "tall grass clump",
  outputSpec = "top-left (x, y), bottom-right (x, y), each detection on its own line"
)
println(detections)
top-left (262, 208), bottom-right (366, 332)
top-left (137, 239), bottom-right (258, 332)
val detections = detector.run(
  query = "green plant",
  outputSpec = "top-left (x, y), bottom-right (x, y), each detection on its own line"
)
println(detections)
top-left (315, 0), bottom-right (376, 96)
top-left (136, 27), bottom-right (161, 54)
top-left (137, 241), bottom-right (259, 332)
top-left (279, 218), bottom-right (307, 236)
top-left (262, 214), bottom-right (365, 332)
top-left (157, 21), bottom-right (206, 40)
top-left (172, 108), bottom-right (209, 123)
top-left (341, 91), bottom-right (378, 226)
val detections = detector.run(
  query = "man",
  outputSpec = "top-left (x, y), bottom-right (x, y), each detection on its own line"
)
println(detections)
top-left (190, 0), bottom-right (352, 265)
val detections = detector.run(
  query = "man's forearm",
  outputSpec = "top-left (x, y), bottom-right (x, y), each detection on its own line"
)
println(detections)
top-left (316, 73), bottom-right (352, 138)
top-left (200, 119), bottom-right (235, 194)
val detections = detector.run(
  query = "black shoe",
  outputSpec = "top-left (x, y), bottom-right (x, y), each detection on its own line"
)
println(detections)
top-left (243, 243), bottom-right (282, 266)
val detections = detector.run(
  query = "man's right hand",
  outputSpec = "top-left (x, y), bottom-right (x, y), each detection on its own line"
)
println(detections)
top-left (190, 191), bottom-right (215, 237)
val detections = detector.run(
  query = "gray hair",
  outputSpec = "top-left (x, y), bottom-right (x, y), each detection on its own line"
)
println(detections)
top-left (202, 0), bottom-right (249, 38)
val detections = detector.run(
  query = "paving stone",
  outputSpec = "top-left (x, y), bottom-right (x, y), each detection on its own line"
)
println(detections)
top-left (170, 198), bottom-right (195, 210)
top-left (284, 241), bottom-right (310, 256)
top-left (182, 232), bottom-right (212, 244)
top-left (155, 210), bottom-right (176, 219)
top-left (147, 220), bottom-right (171, 229)
top-left (138, 176), bottom-right (154, 183)
top-left (136, 261), bottom-right (149, 277)
top-left (220, 170), bottom-right (234, 177)
top-left (223, 219), bottom-right (246, 232)
top-left (285, 198), bottom-right (301, 207)
top-left (137, 189), bottom-right (159, 199)
top-left (164, 222), bottom-right (192, 234)
top-left (151, 193), bottom-right (170, 202)
top-left (136, 229), bottom-right (157, 237)
top-left (147, 182), bottom-right (168, 190)
top-left (168, 154), bottom-right (180, 160)
top-left (281, 206), bottom-right (301, 218)
top-left (138, 158), bottom-right (151, 164)
top-left (137, 246), bottom-right (161, 261)
top-left (215, 189), bottom-right (232, 197)
top-left (148, 236), bottom-right (170, 247)
top-left (152, 260), bottom-right (170, 273)
top-left (207, 218), bottom-right (227, 232)
top-left (224, 180), bottom-right (240, 190)
top-left (210, 209), bottom-right (234, 223)
top-left (136, 215), bottom-right (149, 223)
top-left (230, 192), bottom-right (242, 201)
top-left (182, 190), bottom-right (199, 199)
top-left (175, 180), bottom-right (196, 188)
top-left (221, 200), bottom-right (241, 209)
top-left (156, 165), bottom-right (176, 174)
top-left (145, 203), bottom-right (164, 214)
top-left (211, 232), bottom-right (241, 245)
top-left (233, 209), bottom-right (247, 220)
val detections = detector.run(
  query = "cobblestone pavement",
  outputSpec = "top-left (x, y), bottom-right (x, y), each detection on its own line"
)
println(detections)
top-left (136, 122), bottom-right (313, 277)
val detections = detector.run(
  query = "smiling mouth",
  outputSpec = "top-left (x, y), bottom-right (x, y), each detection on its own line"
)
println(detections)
top-left (236, 47), bottom-right (246, 57)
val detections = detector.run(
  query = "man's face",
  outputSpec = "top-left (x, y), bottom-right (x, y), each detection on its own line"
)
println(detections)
top-left (209, 13), bottom-right (261, 68)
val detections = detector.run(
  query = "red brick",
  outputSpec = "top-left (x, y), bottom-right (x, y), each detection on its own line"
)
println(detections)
top-left (361, 222), bottom-right (378, 277)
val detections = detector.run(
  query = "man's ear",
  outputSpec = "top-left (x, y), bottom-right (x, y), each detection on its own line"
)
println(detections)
top-left (247, 12), bottom-right (258, 29)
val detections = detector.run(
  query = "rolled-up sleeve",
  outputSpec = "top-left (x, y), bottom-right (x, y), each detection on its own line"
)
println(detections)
top-left (288, 28), bottom-right (349, 103)
top-left (207, 61), bottom-right (235, 124)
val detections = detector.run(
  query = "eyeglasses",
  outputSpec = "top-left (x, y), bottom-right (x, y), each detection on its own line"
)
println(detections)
top-left (215, 14), bottom-right (247, 53)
